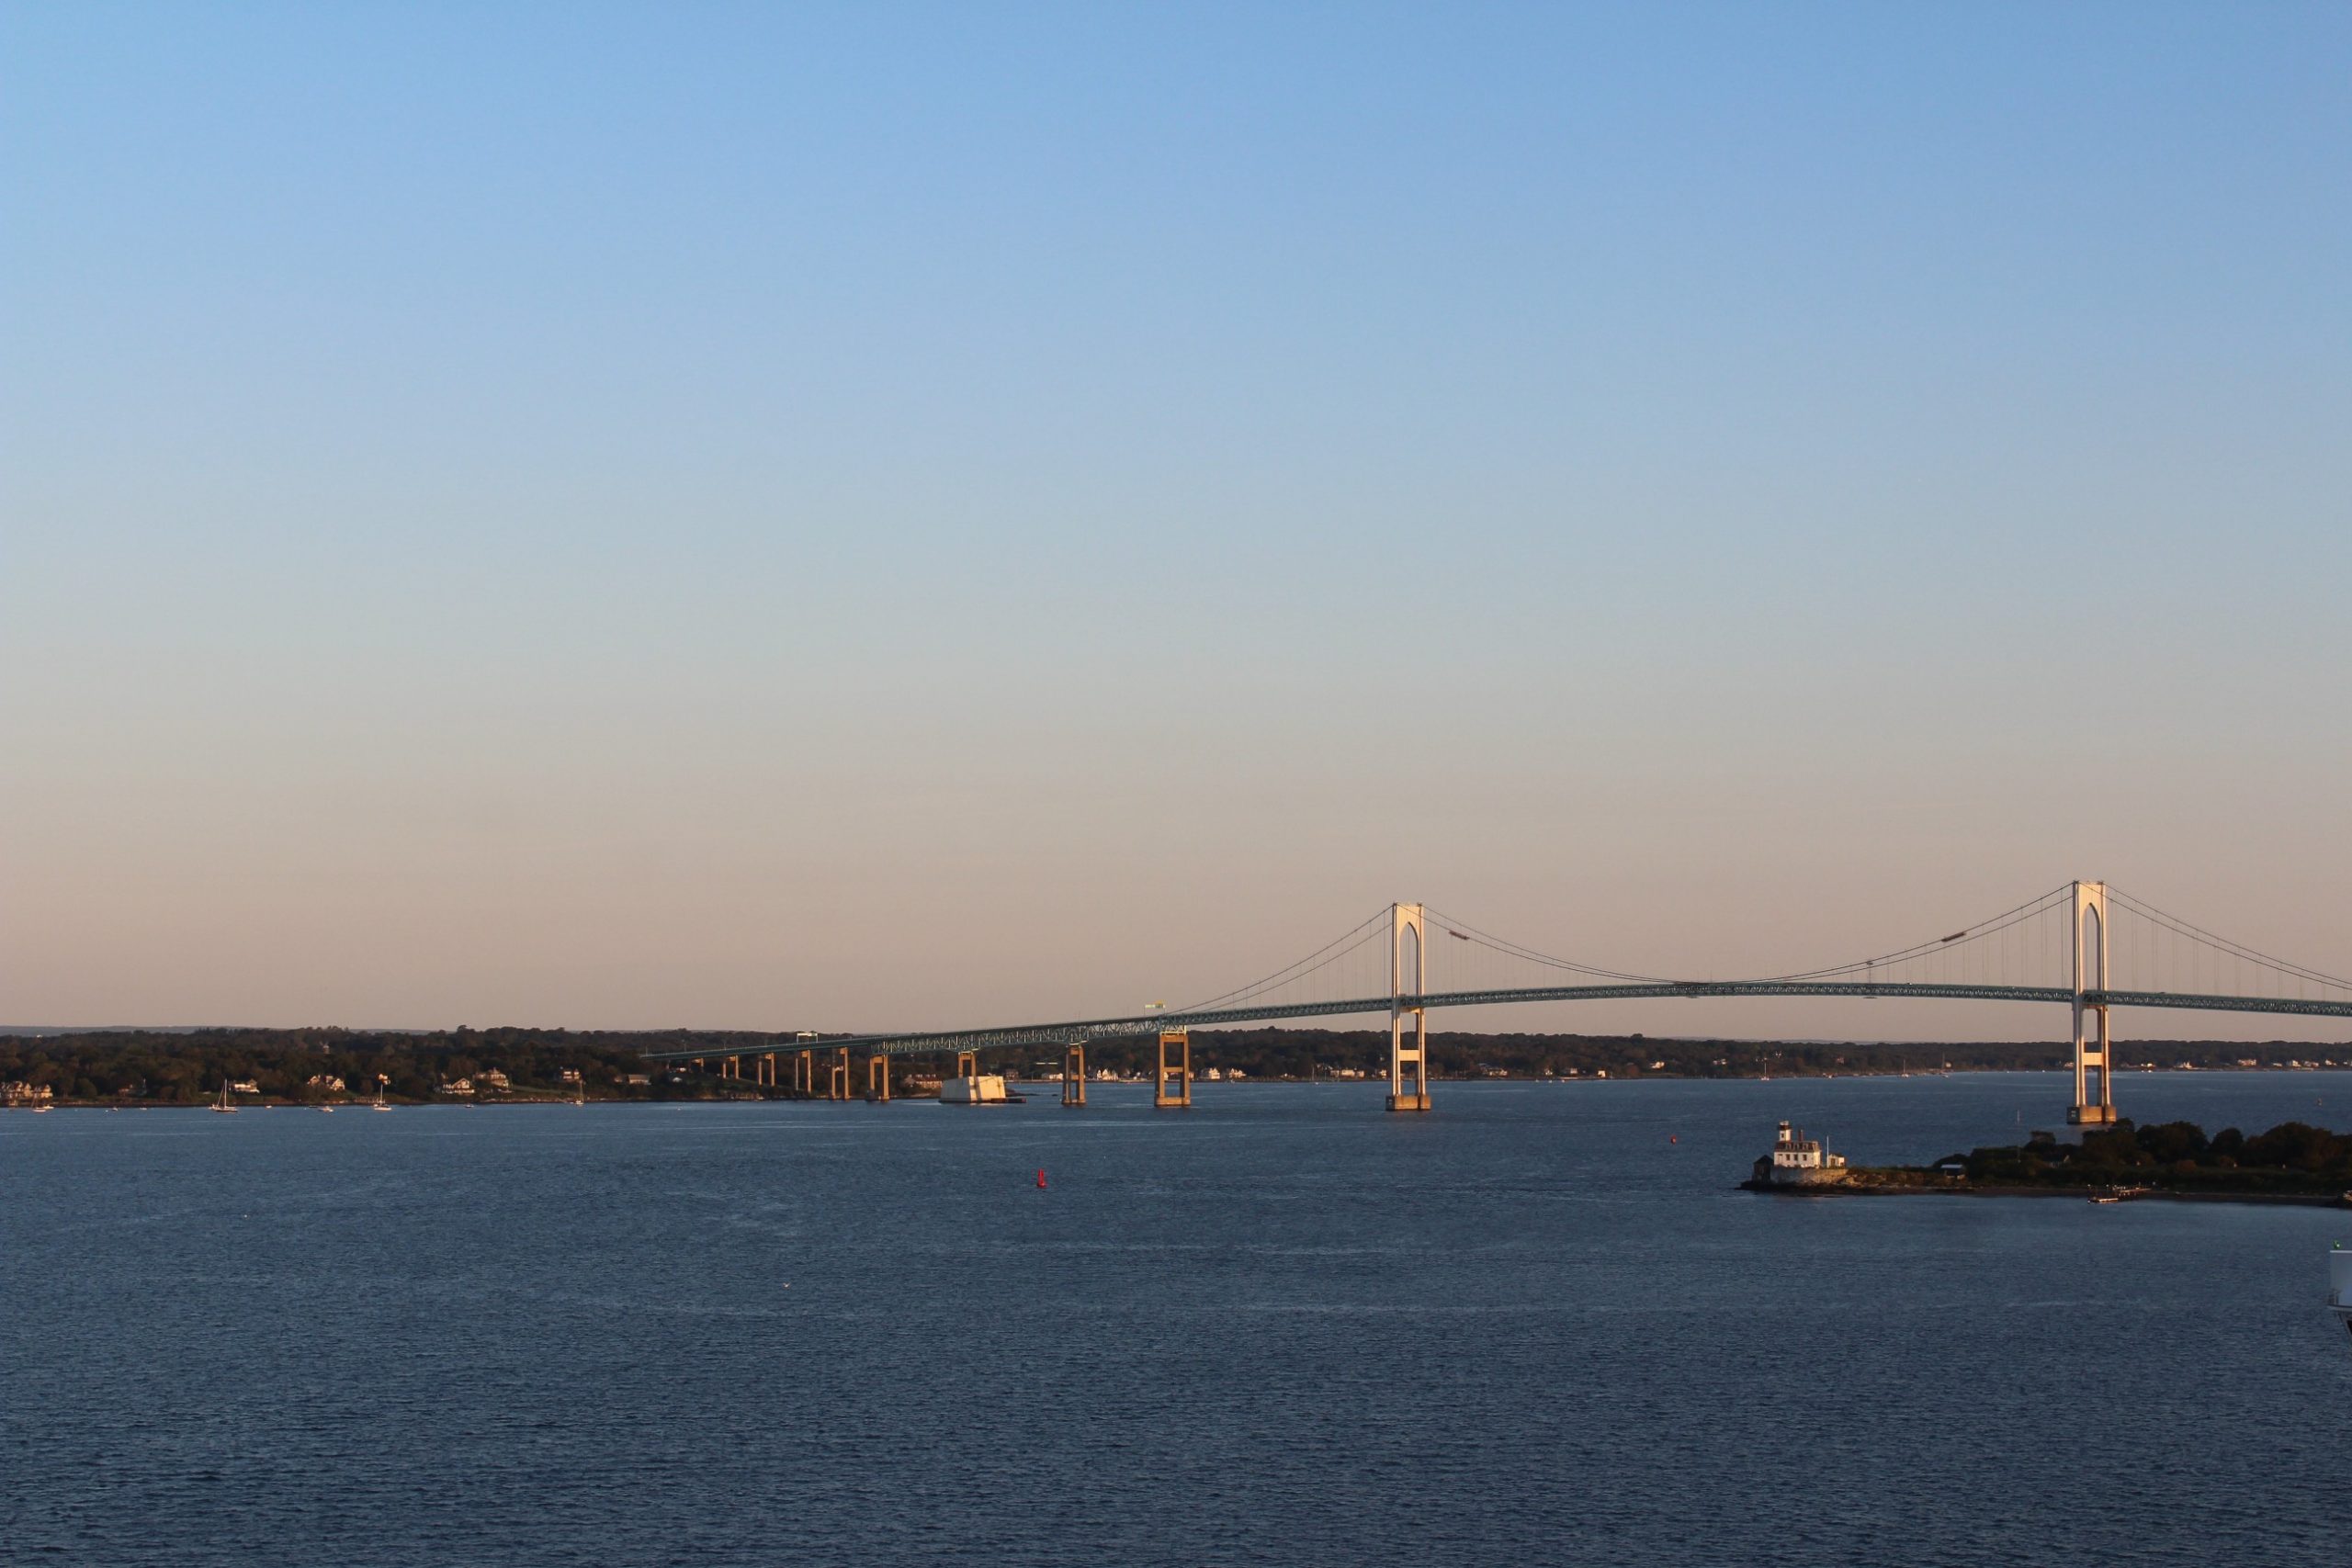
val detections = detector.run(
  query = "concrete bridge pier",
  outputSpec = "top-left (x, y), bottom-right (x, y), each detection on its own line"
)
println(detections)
top-left (865, 1054), bottom-right (890, 1102)
top-left (1061, 1043), bottom-right (1086, 1106)
top-left (828, 1046), bottom-right (850, 1101)
top-left (1155, 1029), bottom-right (1191, 1108)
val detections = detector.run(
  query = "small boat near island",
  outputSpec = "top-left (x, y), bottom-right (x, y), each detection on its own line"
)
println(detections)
top-left (211, 1081), bottom-right (238, 1114)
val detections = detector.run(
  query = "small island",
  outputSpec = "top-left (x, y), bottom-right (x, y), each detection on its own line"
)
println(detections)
top-left (1747, 1119), bottom-right (2352, 1206)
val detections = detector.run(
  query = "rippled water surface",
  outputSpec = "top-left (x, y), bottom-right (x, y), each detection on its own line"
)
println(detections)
top-left (6, 1074), bottom-right (2347, 1565)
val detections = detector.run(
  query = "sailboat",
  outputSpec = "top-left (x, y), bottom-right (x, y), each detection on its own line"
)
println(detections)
top-left (212, 1080), bottom-right (238, 1114)
top-left (371, 1077), bottom-right (392, 1111)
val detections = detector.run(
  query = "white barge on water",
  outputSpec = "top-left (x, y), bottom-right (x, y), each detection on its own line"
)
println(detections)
top-left (938, 1074), bottom-right (1023, 1106)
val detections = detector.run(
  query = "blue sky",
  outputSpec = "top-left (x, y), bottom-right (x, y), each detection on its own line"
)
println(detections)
top-left (6, 3), bottom-right (2347, 1036)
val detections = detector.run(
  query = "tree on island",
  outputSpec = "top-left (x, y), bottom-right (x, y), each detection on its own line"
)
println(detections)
top-left (1947, 1118), bottom-right (2352, 1193)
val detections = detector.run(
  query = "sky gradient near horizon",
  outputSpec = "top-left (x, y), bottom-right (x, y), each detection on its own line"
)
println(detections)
top-left (6, 3), bottom-right (2349, 1041)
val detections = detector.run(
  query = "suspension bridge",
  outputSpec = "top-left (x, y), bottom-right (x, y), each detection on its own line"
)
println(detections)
top-left (641, 882), bottom-right (2352, 1124)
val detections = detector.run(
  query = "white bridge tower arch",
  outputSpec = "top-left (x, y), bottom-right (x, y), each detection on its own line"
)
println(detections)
top-left (1388, 903), bottom-right (1430, 1112)
top-left (2069, 880), bottom-right (2117, 1126)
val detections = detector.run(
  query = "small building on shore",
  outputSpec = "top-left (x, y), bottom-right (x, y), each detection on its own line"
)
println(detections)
top-left (1754, 1121), bottom-right (1849, 1186)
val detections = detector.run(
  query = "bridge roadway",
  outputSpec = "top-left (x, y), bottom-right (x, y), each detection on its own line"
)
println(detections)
top-left (638, 981), bottom-right (2352, 1063)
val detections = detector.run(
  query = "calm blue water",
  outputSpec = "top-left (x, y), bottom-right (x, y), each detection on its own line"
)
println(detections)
top-left (6, 1074), bottom-right (2346, 1566)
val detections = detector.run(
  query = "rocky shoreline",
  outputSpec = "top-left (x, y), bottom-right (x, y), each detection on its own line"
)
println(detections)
top-left (1741, 1176), bottom-right (2352, 1207)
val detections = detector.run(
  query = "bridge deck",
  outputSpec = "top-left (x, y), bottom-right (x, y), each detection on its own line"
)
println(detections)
top-left (637, 982), bottom-right (2352, 1062)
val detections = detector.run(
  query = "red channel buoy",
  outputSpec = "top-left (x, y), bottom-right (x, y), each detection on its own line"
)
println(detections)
top-left (1669, 1134), bottom-right (1678, 1144)
top-left (1035, 1168), bottom-right (1047, 1189)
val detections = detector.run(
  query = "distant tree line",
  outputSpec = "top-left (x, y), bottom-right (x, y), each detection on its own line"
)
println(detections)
top-left (6, 1024), bottom-right (2345, 1104)
top-left (1142, 1028), bottom-right (2349, 1083)
top-left (0, 1027), bottom-right (775, 1104)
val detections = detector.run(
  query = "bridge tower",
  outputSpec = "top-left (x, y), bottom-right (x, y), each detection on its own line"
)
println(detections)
top-left (1388, 902), bottom-right (1430, 1112)
top-left (1061, 1043), bottom-right (1087, 1107)
top-left (865, 1054), bottom-right (890, 1102)
top-left (2068, 880), bottom-right (2117, 1125)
